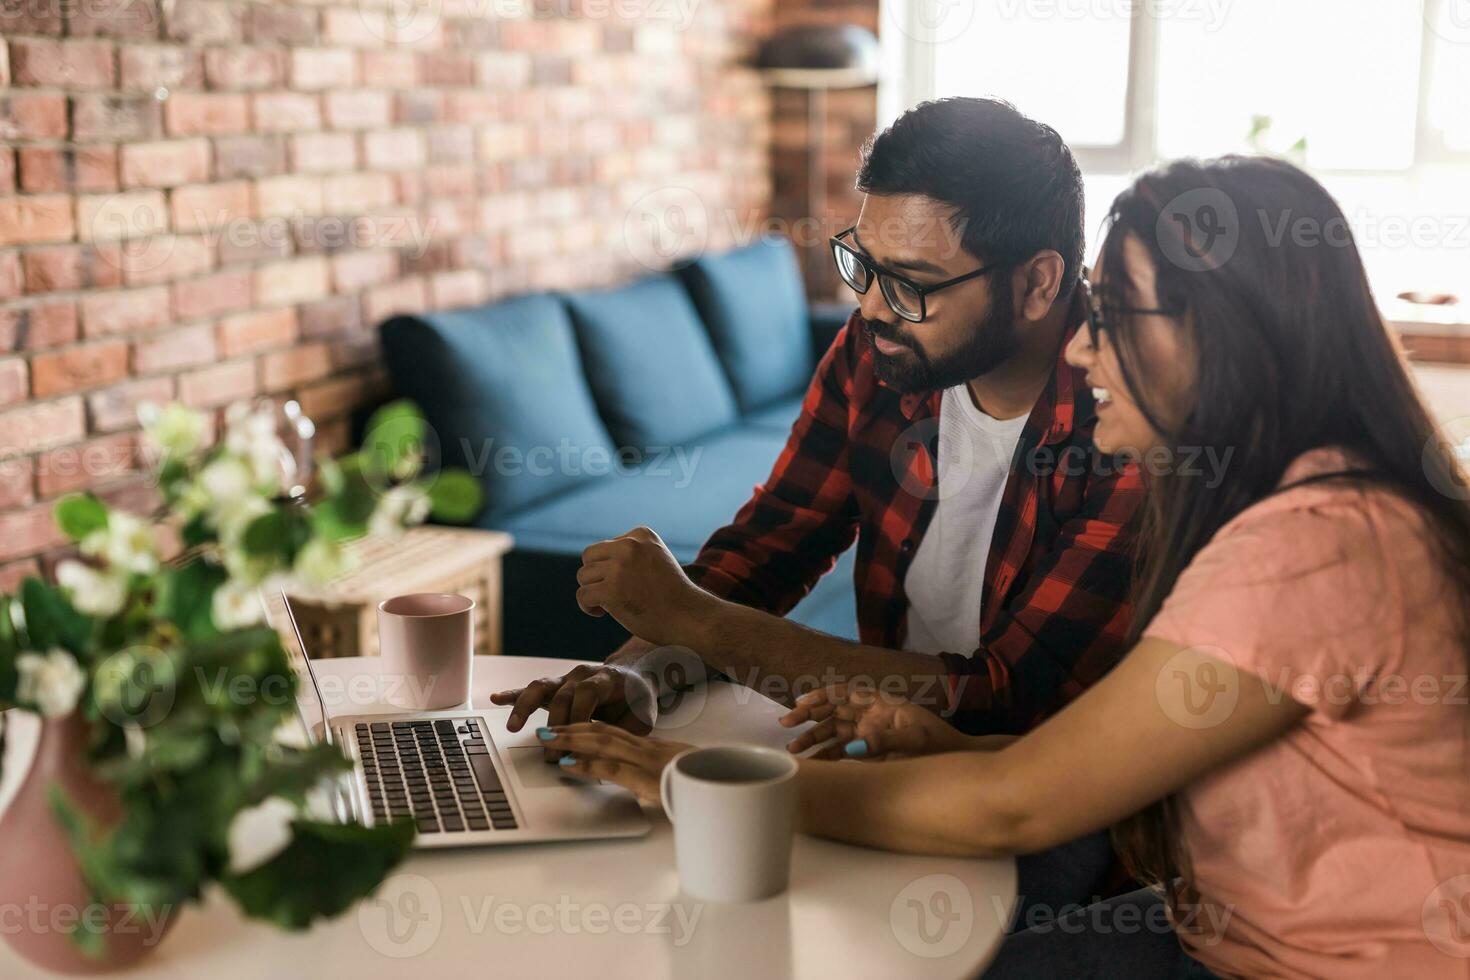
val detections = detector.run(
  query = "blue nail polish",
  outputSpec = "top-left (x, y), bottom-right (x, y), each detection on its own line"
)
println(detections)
top-left (844, 739), bottom-right (869, 758)
top-left (536, 727), bottom-right (555, 741)
top-left (558, 756), bottom-right (577, 767)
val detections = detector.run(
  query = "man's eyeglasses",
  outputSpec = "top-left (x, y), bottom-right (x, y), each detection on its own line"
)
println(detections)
top-left (830, 226), bottom-right (1006, 324)
top-left (1078, 271), bottom-right (1179, 347)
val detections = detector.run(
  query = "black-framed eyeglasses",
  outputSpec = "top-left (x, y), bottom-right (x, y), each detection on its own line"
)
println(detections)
top-left (1078, 270), bottom-right (1179, 347)
top-left (830, 226), bottom-right (1005, 323)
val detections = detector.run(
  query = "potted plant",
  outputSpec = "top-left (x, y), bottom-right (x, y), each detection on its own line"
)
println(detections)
top-left (0, 398), bottom-right (482, 972)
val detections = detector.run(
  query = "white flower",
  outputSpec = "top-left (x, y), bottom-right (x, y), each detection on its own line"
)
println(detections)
top-left (293, 538), bottom-right (349, 586)
top-left (16, 647), bottom-right (87, 719)
top-left (368, 484), bottom-right (432, 539)
top-left (139, 402), bottom-right (207, 460)
top-left (212, 580), bottom-right (265, 630)
top-left (56, 560), bottom-right (130, 618)
top-left (212, 493), bottom-right (272, 549)
top-left (199, 456), bottom-right (256, 507)
top-left (224, 403), bottom-right (287, 488)
top-left (123, 725), bottom-right (147, 760)
top-left (226, 796), bottom-right (297, 874)
top-left (80, 511), bottom-right (158, 576)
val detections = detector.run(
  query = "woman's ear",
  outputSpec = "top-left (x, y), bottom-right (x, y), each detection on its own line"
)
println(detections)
top-left (1019, 250), bottom-right (1066, 321)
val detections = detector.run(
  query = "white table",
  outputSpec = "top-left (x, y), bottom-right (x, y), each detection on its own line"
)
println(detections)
top-left (2, 656), bottom-right (1016, 979)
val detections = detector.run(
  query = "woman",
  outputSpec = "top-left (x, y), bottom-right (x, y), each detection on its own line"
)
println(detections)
top-left (542, 156), bottom-right (1470, 977)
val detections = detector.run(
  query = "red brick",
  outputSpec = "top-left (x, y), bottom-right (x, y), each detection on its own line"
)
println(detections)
top-left (364, 129), bottom-right (426, 171)
top-left (430, 269), bottom-right (486, 309)
top-left (364, 277), bottom-right (426, 324)
top-left (322, 173), bottom-right (395, 212)
top-left (0, 253), bottom-right (20, 301)
top-left (177, 358), bottom-right (255, 408)
top-left (218, 307), bottom-right (297, 356)
top-left (72, 94), bottom-right (162, 142)
top-left (9, 39), bottom-right (116, 89)
top-left (36, 432), bottom-right (137, 498)
top-left (30, 340), bottom-right (129, 396)
top-left (119, 233), bottom-right (214, 286)
top-left (0, 300), bottom-right (79, 350)
top-left (0, 456), bottom-right (35, 510)
top-left (87, 376), bottom-right (173, 431)
top-left (70, 0), bottom-right (161, 40)
top-left (249, 5), bottom-right (318, 45)
top-left (252, 92), bottom-right (322, 133)
top-left (259, 342), bottom-right (331, 391)
top-left (0, 503), bottom-right (68, 563)
top-left (217, 224), bottom-right (289, 266)
top-left (290, 48), bottom-right (357, 90)
top-left (204, 47), bottom-right (283, 91)
top-left (256, 174), bottom-right (323, 218)
top-left (330, 250), bottom-right (398, 292)
top-left (119, 45), bottom-right (203, 91)
top-left (324, 90), bottom-right (390, 129)
top-left (0, 195), bottom-right (75, 246)
top-left (80, 285), bottom-right (170, 337)
top-left (323, 9), bottom-right (388, 48)
top-left (255, 257), bottom-right (328, 306)
top-left (171, 180), bottom-right (252, 234)
top-left (361, 51), bottom-right (417, 88)
top-left (17, 145), bottom-right (118, 193)
top-left (0, 396), bottom-right (85, 453)
top-left (290, 132), bottom-right (357, 174)
top-left (166, 0), bottom-right (243, 44)
top-left (0, 93), bottom-right (68, 140)
top-left (296, 373), bottom-right (372, 422)
top-left (0, 357), bottom-right (27, 407)
top-left (0, 150), bottom-right (12, 194)
top-left (0, 558), bottom-right (43, 593)
top-left (213, 135), bottom-right (286, 179)
top-left (0, 0), bottom-right (62, 37)
top-left (299, 294), bottom-right (362, 339)
top-left (77, 190), bottom-right (167, 242)
top-left (23, 245), bottom-right (123, 294)
top-left (132, 323), bottom-right (216, 373)
top-left (164, 92), bottom-right (249, 136)
top-left (120, 139), bottom-right (211, 188)
top-left (172, 268), bottom-right (252, 319)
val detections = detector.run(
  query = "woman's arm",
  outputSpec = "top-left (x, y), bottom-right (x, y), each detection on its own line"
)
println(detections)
top-left (794, 638), bottom-right (1307, 856)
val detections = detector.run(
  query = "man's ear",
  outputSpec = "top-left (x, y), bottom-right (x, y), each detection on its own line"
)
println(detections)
top-left (1017, 250), bottom-right (1066, 321)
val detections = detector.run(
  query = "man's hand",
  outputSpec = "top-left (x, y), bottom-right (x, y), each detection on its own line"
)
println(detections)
top-left (542, 722), bottom-right (692, 806)
top-left (490, 664), bottom-right (656, 760)
top-left (779, 683), bottom-right (974, 760)
top-left (576, 527), bottom-right (716, 648)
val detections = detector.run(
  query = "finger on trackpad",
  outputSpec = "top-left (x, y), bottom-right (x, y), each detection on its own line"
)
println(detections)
top-left (506, 747), bottom-right (585, 789)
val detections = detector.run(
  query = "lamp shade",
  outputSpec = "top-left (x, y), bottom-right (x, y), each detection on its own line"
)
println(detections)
top-left (757, 25), bottom-right (880, 89)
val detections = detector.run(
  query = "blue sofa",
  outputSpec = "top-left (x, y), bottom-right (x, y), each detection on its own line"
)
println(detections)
top-left (380, 238), bottom-right (859, 658)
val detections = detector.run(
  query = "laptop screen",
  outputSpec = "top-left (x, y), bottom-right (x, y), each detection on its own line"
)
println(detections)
top-left (260, 590), bottom-right (330, 746)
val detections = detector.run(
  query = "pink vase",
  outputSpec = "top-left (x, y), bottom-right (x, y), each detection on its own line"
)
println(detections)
top-left (0, 714), bottom-right (177, 973)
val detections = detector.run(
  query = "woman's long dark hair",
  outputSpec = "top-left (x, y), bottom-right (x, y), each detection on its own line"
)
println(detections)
top-left (1097, 156), bottom-right (1470, 887)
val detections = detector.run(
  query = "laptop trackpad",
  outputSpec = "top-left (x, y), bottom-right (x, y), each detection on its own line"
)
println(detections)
top-left (506, 747), bottom-right (585, 789)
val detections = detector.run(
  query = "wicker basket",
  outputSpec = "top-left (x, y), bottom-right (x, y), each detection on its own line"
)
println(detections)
top-left (284, 526), bottom-right (514, 659)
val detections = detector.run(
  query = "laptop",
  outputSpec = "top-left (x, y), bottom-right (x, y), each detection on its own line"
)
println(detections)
top-left (266, 591), bottom-right (650, 849)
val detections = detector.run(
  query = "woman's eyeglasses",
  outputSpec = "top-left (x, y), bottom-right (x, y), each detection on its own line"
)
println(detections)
top-left (830, 227), bottom-right (1006, 324)
top-left (1078, 271), bottom-right (1179, 347)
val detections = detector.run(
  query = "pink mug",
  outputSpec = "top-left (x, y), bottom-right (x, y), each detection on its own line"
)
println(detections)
top-left (376, 593), bottom-right (475, 709)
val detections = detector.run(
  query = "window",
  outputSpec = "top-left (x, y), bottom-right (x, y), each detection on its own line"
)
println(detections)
top-left (880, 0), bottom-right (1470, 300)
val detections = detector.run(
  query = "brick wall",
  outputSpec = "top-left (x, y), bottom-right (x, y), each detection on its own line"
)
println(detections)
top-left (0, 0), bottom-right (775, 588)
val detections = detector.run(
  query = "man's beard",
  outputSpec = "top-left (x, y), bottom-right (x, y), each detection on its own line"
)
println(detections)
top-left (864, 285), bottom-right (1019, 393)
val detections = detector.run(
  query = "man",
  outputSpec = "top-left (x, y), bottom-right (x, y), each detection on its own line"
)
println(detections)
top-left (494, 97), bottom-right (1143, 748)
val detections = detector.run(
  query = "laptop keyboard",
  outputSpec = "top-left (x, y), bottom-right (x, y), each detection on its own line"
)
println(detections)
top-left (354, 718), bottom-right (520, 834)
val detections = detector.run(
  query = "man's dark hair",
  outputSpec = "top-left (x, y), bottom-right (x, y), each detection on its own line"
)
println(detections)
top-left (856, 97), bottom-right (1086, 294)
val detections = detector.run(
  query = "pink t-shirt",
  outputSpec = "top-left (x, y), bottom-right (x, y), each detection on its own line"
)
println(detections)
top-left (1147, 449), bottom-right (1470, 979)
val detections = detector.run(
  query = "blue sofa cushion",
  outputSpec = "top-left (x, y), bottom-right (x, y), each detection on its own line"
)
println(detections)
top-left (678, 238), bottom-right (814, 413)
top-left (379, 294), bottom-right (617, 521)
top-left (743, 394), bottom-right (804, 433)
top-left (564, 276), bottom-right (739, 450)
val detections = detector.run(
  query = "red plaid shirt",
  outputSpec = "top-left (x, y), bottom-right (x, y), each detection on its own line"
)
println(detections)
top-left (687, 311), bottom-right (1145, 735)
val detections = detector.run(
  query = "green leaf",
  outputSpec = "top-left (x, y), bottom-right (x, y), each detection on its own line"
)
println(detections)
top-left (20, 577), bottom-right (91, 652)
top-left (241, 507), bottom-right (311, 562)
top-left (220, 819), bottom-right (415, 931)
top-left (361, 401), bottom-right (426, 479)
top-left (425, 470), bottom-right (483, 524)
top-left (54, 493), bottom-right (109, 543)
top-left (158, 560), bottom-right (227, 644)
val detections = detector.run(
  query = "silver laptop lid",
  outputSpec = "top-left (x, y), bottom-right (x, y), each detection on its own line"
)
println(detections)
top-left (261, 590), bottom-right (333, 746)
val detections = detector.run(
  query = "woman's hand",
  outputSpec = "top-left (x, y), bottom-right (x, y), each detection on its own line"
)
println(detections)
top-left (540, 722), bottom-right (693, 806)
top-left (576, 527), bottom-right (718, 648)
top-left (779, 683), bottom-right (976, 760)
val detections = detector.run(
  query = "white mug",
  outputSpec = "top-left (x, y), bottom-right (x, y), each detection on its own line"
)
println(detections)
top-left (660, 746), bottom-right (798, 902)
top-left (376, 593), bottom-right (474, 710)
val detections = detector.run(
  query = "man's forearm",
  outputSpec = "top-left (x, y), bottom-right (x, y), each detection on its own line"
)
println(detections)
top-left (686, 597), bottom-right (985, 710)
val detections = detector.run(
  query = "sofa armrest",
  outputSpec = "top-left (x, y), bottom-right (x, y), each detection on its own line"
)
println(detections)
top-left (809, 301), bottom-right (856, 357)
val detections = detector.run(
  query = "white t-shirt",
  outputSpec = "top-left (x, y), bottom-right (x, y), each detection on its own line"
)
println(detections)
top-left (902, 385), bottom-right (1029, 656)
